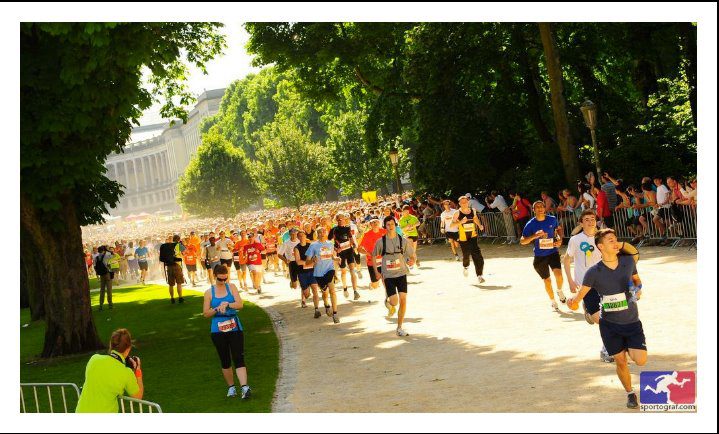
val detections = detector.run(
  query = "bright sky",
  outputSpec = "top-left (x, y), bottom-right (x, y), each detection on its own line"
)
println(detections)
top-left (139, 22), bottom-right (261, 125)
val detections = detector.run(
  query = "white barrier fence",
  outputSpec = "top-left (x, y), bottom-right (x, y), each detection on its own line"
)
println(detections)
top-left (418, 204), bottom-right (697, 249)
top-left (20, 383), bottom-right (162, 413)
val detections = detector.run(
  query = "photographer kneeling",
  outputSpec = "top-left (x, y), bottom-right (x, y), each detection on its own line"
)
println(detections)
top-left (76, 328), bottom-right (143, 413)
top-left (203, 264), bottom-right (252, 399)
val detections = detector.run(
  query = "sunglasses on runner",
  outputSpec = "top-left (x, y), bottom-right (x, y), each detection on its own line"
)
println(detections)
top-left (216, 276), bottom-right (228, 282)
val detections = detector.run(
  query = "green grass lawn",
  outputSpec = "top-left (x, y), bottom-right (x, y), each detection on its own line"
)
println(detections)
top-left (20, 284), bottom-right (279, 413)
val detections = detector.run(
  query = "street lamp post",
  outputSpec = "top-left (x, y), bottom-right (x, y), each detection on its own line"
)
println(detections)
top-left (389, 148), bottom-right (402, 194)
top-left (580, 99), bottom-right (602, 176)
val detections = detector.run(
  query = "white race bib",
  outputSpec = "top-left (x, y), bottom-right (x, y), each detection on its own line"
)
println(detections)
top-left (339, 241), bottom-right (351, 251)
top-left (217, 318), bottom-right (237, 333)
top-left (320, 247), bottom-right (333, 260)
top-left (386, 259), bottom-right (401, 270)
top-left (602, 293), bottom-right (629, 312)
top-left (539, 238), bottom-right (554, 249)
top-left (462, 223), bottom-right (475, 232)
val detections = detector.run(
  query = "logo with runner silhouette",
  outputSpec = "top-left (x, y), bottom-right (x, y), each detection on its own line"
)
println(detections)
top-left (640, 371), bottom-right (696, 411)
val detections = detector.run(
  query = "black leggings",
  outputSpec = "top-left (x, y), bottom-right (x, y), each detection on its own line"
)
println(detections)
top-left (211, 330), bottom-right (245, 369)
top-left (459, 237), bottom-right (484, 276)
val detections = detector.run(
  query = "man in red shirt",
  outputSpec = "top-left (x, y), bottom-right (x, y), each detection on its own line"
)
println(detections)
top-left (595, 186), bottom-right (613, 229)
top-left (244, 231), bottom-right (266, 294)
top-left (358, 218), bottom-right (387, 290)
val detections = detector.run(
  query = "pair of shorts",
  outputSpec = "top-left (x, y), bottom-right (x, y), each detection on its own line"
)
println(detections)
top-left (599, 320), bottom-right (646, 356)
top-left (315, 270), bottom-right (336, 291)
top-left (220, 258), bottom-right (233, 267)
top-left (209, 261), bottom-right (221, 271)
top-left (186, 264), bottom-right (197, 272)
top-left (138, 261), bottom-right (149, 271)
top-left (233, 262), bottom-right (248, 271)
top-left (445, 232), bottom-right (459, 241)
top-left (298, 270), bottom-right (316, 290)
top-left (367, 264), bottom-right (382, 283)
top-left (248, 264), bottom-right (263, 273)
top-left (407, 235), bottom-right (419, 242)
top-left (289, 261), bottom-right (301, 283)
top-left (338, 249), bottom-right (355, 269)
top-left (385, 275), bottom-right (408, 297)
top-left (532, 252), bottom-right (562, 280)
top-left (583, 288), bottom-right (601, 315)
top-left (128, 259), bottom-right (139, 272)
top-left (166, 263), bottom-right (185, 286)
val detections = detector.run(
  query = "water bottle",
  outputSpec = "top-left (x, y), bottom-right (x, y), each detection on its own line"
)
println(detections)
top-left (628, 282), bottom-right (642, 303)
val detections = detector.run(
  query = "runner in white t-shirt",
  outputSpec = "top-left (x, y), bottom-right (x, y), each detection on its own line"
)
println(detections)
top-left (563, 209), bottom-right (613, 363)
top-left (440, 200), bottom-right (460, 261)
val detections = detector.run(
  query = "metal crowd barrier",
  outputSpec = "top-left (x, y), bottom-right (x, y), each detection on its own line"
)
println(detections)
top-left (20, 383), bottom-right (80, 413)
top-left (609, 204), bottom-right (697, 249)
top-left (119, 395), bottom-right (163, 413)
top-left (20, 382), bottom-right (162, 413)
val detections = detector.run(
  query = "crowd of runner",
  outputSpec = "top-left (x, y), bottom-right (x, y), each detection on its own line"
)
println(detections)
top-left (81, 170), bottom-right (697, 408)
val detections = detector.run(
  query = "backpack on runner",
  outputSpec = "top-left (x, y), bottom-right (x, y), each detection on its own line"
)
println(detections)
top-left (381, 235), bottom-right (404, 256)
top-left (94, 253), bottom-right (109, 276)
top-left (159, 243), bottom-right (177, 266)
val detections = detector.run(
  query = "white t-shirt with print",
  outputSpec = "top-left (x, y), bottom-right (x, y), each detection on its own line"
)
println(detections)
top-left (440, 209), bottom-right (459, 232)
top-left (567, 231), bottom-right (603, 285)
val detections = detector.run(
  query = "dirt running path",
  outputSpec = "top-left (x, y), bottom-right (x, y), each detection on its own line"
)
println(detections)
top-left (247, 243), bottom-right (696, 413)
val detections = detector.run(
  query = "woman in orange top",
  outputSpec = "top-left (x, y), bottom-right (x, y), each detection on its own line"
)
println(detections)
top-left (233, 231), bottom-right (250, 291)
top-left (182, 237), bottom-right (199, 287)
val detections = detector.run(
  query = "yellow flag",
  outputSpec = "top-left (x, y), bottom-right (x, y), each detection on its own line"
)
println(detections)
top-left (362, 191), bottom-right (377, 204)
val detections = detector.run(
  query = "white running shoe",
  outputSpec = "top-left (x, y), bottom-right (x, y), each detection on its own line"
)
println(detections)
top-left (463, 268), bottom-right (469, 277)
top-left (455, 255), bottom-right (460, 262)
top-left (343, 288), bottom-right (349, 299)
top-left (396, 328), bottom-right (410, 337)
top-left (227, 385), bottom-right (237, 398)
top-left (478, 275), bottom-right (486, 284)
top-left (240, 385), bottom-right (251, 399)
top-left (357, 269), bottom-right (363, 279)
top-left (551, 301), bottom-right (560, 312)
top-left (557, 290), bottom-right (567, 304)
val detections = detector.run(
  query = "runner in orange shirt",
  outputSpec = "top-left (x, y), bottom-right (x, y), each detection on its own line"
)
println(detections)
top-left (233, 230), bottom-right (250, 291)
top-left (182, 236), bottom-right (199, 287)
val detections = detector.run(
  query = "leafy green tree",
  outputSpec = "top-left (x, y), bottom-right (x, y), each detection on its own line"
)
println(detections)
top-left (178, 131), bottom-right (260, 217)
top-left (325, 110), bottom-right (410, 196)
top-left (253, 118), bottom-right (331, 208)
top-left (21, 23), bottom-right (224, 357)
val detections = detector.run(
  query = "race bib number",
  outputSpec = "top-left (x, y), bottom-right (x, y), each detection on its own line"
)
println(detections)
top-left (233, 253), bottom-right (240, 261)
top-left (539, 238), bottom-right (554, 249)
top-left (138, 254), bottom-right (147, 260)
top-left (602, 293), bottom-right (629, 312)
top-left (303, 262), bottom-right (314, 270)
top-left (386, 259), bottom-right (401, 270)
top-left (320, 247), bottom-right (334, 260)
top-left (186, 255), bottom-right (195, 262)
top-left (266, 243), bottom-right (276, 251)
top-left (374, 255), bottom-right (383, 264)
top-left (127, 255), bottom-right (135, 260)
top-left (338, 241), bottom-right (351, 251)
top-left (462, 223), bottom-right (475, 232)
top-left (217, 318), bottom-right (238, 333)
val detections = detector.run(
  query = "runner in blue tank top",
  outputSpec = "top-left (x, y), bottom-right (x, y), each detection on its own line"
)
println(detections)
top-left (203, 264), bottom-right (252, 399)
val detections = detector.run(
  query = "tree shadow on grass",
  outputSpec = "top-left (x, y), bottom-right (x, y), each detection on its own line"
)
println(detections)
top-left (20, 285), bottom-right (279, 413)
top-left (267, 297), bottom-right (696, 413)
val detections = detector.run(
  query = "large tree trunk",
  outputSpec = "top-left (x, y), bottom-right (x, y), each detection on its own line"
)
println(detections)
top-left (512, 25), bottom-right (555, 147)
top-left (538, 23), bottom-right (580, 186)
top-left (679, 23), bottom-right (697, 126)
top-left (20, 228), bottom-right (45, 321)
top-left (20, 192), bottom-right (104, 358)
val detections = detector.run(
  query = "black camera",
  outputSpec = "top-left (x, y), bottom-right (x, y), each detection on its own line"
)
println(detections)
top-left (126, 355), bottom-right (139, 370)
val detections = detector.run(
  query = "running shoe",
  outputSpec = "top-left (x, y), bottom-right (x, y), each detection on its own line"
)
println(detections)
top-left (314, 309), bottom-right (321, 319)
top-left (171, 298), bottom-right (176, 304)
top-left (325, 305), bottom-right (332, 317)
top-left (301, 300), bottom-right (307, 308)
top-left (357, 269), bottom-right (363, 279)
top-left (354, 290), bottom-right (361, 301)
top-left (455, 255), bottom-right (460, 262)
top-left (179, 297), bottom-right (185, 304)
top-left (240, 385), bottom-right (252, 400)
top-left (477, 275), bottom-right (486, 284)
top-left (600, 347), bottom-right (615, 363)
top-left (343, 288), bottom-right (350, 299)
top-left (332, 314), bottom-right (340, 324)
top-left (556, 290), bottom-right (567, 304)
top-left (257, 288), bottom-right (262, 294)
top-left (626, 392), bottom-right (638, 409)
top-left (227, 385), bottom-right (237, 398)
top-left (551, 301), bottom-right (559, 312)
top-left (463, 267), bottom-right (469, 277)
top-left (396, 328), bottom-right (410, 337)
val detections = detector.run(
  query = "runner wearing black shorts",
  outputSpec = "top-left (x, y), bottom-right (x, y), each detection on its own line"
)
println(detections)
top-left (329, 214), bottom-right (360, 301)
top-left (306, 227), bottom-right (340, 324)
top-left (520, 201), bottom-right (565, 312)
top-left (568, 229), bottom-right (647, 409)
top-left (294, 231), bottom-right (321, 318)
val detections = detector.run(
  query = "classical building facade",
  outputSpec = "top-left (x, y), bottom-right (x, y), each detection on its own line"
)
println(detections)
top-left (105, 89), bottom-right (225, 216)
